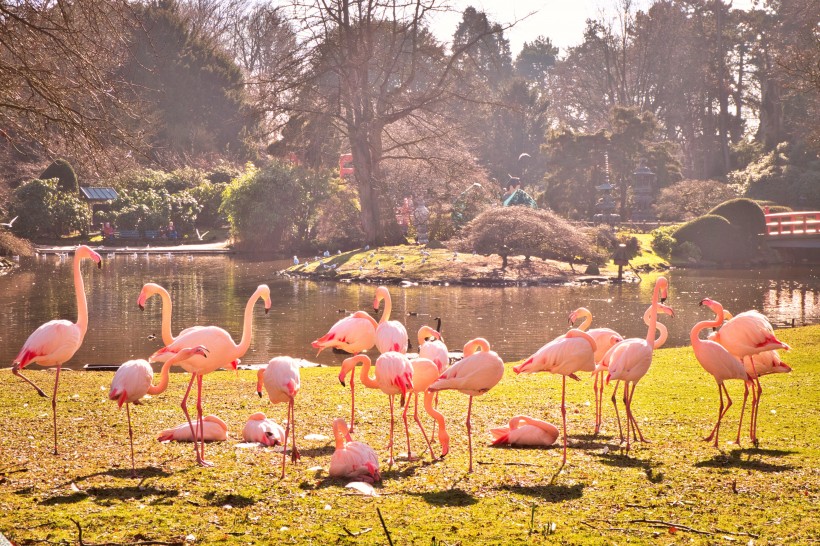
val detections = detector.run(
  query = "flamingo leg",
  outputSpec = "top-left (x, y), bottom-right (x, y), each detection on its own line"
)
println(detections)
top-left (290, 398), bottom-right (300, 462)
top-left (51, 364), bottom-right (62, 455)
top-left (627, 383), bottom-right (648, 443)
top-left (387, 395), bottom-right (395, 468)
top-left (413, 393), bottom-right (436, 461)
top-left (12, 364), bottom-right (47, 398)
top-left (610, 380), bottom-right (624, 443)
top-left (430, 392), bottom-right (440, 443)
top-left (593, 372), bottom-right (601, 435)
top-left (349, 367), bottom-right (356, 434)
top-left (401, 391), bottom-right (415, 461)
top-left (705, 383), bottom-right (733, 447)
top-left (466, 396), bottom-right (474, 473)
top-left (622, 381), bottom-right (631, 452)
top-left (281, 402), bottom-right (290, 479)
top-left (560, 375), bottom-right (568, 466)
top-left (751, 377), bottom-right (762, 446)
top-left (735, 381), bottom-right (750, 445)
top-left (195, 375), bottom-right (213, 466)
top-left (180, 374), bottom-right (199, 464)
top-left (126, 402), bottom-right (136, 478)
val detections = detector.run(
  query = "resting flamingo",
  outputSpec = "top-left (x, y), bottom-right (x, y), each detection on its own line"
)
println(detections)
top-left (491, 415), bottom-right (560, 447)
top-left (374, 286), bottom-right (409, 353)
top-left (257, 356), bottom-right (301, 478)
top-left (242, 412), bottom-right (285, 446)
top-left (514, 329), bottom-right (596, 465)
top-left (11, 245), bottom-right (101, 455)
top-left (429, 338), bottom-right (504, 473)
top-left (706, 306), bottom-right (790, 445)
top-left (602, 276), bottom-right (670, 451)
top-left (157, 415), bottom-right (228, 442)
top-left (109, 345), bottom-right (209, 477)
top-left (568, 307), bottom-right (622, 435)
top-left (692, 299), bottom-right (752, 447)
top-left (150, 285), bottom-right (271, 466)
top-left (314, 309), bottom-right (377, 432)
top-left (329, 418), bottom-right (381, 483)
top-left (601, 302), bottom-right (674, 439)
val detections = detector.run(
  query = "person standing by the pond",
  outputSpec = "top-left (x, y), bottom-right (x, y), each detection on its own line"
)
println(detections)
top-left (167, 221), bottom-right (178, 240)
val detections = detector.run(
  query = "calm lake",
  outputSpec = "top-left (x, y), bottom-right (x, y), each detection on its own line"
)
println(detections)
top-left (1, 253), bottom-right (818, 370)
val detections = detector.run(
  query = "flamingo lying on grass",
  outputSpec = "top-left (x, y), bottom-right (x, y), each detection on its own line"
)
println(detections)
top-left (329, 418), bottom-right (381, 483)
top-left (11, 245), bottom-right (101, 455)
top-left (491, 415), bottom-right (559, 447)
top-left (157, 415), bottom-right (228, 442)
top-left (242, 412), bottom-right (285, 446)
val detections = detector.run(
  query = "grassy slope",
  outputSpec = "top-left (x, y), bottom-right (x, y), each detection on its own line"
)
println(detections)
top-left (1, 326), bottom-right (816, 545)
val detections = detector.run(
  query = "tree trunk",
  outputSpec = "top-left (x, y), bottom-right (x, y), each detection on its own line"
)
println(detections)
top-left (715, 0), bottom-right (732, 174)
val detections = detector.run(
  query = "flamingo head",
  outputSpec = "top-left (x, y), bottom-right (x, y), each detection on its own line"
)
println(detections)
top-left (656, 302), bottom-right (675, 318)
top-left (257, 285), bottom-right (272, 314)
top-left (137, 283), bottom-right (163, 310)
top-left (256, 368), bottom-right (265, 397)
top-left (76, 245), bottom-right (102, 268)
top-left (373, 285), bottom-right (389, 311)
top-left (657, 276), bottom-right (669, 303)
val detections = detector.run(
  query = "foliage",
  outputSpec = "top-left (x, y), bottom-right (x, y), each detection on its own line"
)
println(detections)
top-left (454, 206), bottom-right (604, 268)
top-left (707, 198), bottom-right (766, 237)
top-left (650, 224), bottom-right (678, 258)
top-left (9, 179), bottom-right (90, 238)
top-left (727, 142), bottom-right (820, 208)
top-left (653, 179), bottom-right (739, 221)
top-left (187, 182), bottom-right (227, 228)
top-left (39, 159), bottom-right (78, 194)
top-left (310, 178), bottom-right (364, 251)
top-left (220, 161), bottom-right (331, 252)
top-left (672, 214), bottom-right (752, 264)
top-left (105, 188), bottom-right (171, 233)
top-left (673, 240), bottom-right (702, 262)
top-left (0, 326), bottom-right (817, 544)
top-left (0, 231), bottom-right (34, 257)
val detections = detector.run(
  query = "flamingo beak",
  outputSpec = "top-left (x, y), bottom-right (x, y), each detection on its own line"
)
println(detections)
top-left (257, 390), bottom-right (263, 398)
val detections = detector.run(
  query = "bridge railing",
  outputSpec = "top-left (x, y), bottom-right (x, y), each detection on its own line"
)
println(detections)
top-left (765, 211), bottom-right (820, 236)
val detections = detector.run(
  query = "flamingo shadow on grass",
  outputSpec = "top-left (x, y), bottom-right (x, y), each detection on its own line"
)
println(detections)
top-left (568, 433), bottom-right (613, 451)
top-left (595, 454), bottom-right (665, 483)
top-left (495, 482), bottom-right (583, 502)
top-left (42, 484), bottom-right (179, 505)
top-left (415, 488), bottom-right (477, 507)
top-left (694, 449), bottom-right (795, 473)
top-left (204, 491), bottom-right (257, 508)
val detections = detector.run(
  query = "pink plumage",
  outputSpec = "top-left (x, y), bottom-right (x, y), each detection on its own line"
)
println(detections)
top-left (329, 418), bottom-right (380, 483)
top-left (491, 416), bottom-right (560, 447)
top-left (242, 412), bottom-right (285, 446)
top-left (312, 311), bottom-right (377, 355)
top-left (157, 415), bottom-right (228, 442)
top-left (418, 325), bottom-right (449, 373)
top-left (257, 356), bottom-right (302, 477)
top-left (374, 286), bottom-right (409, 353)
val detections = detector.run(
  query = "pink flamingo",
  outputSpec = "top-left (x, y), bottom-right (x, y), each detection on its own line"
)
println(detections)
top-left (11, 245), bottom-right (101, 455)
top-left (491, 415), bottom-right (560, 447)
top-left (706, 306), bottom-right (790, 445)
top-left (109, 345), bottom-right (209, 476)
top-left (137, 282), bottom-right (204, 344)
top-left (342, 352), bottom-right (414, 468)
top-left (256, 356), bottom-right (301, 478)
top-left (374, 286), bottom-right (409, 353)
top-left (329, 418), bottom-right (381, 483)
top-left (314, 309), bottom-right (377, 432)
top-left (429, 338), bottom-right (504, 473)
top-left (417, 324), bottom-right (449, 442)
top-left (157, 415), bottom-right (228, 442)
top-left (603, 277), bottom-right (670, 451)
top-left (600, 302), bottom-right (674, 439)
top-left (242, 412), bottom-right (285, 446)
top-left (692, 299), bottom-right (752, 447)
top-left (150, 284), bottom-right (271, 466)
top-left (514, 329), bottom-right (596, 465)
top-left (568, 307), bottom-right (622, 435)
top-left (405, 357), bottom-right (446, 460)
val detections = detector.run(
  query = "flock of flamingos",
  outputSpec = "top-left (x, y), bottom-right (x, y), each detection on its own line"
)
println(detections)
top-left (9, 245), bottom-right (793, 484)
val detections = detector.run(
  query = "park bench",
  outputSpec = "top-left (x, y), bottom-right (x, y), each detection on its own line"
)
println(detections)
top-left (113, 229), bottom-right (161, 240)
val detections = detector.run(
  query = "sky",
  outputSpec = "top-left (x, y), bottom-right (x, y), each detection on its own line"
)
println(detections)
top-left (429, 0), bottom-right (757, 56)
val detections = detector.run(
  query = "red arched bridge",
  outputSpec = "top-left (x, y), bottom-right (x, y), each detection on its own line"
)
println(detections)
top-left (765, 211), bottom-right (820, 249)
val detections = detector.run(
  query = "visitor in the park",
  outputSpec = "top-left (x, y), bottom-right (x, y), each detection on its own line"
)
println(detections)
top-left (102, 222), bottom-right (115, 240)
top-left (167, 221), bottom-right (178, 240)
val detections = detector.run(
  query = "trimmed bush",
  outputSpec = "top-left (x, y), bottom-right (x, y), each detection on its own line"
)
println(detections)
top-left (672, 214), bottom-right (751, 264)
top-left (708, 198), bottom-right (766, 236)
top-left (39, 159), bottom-right (78, 193)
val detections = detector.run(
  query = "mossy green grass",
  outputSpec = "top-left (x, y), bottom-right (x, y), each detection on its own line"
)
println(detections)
top-left (1, 326), bottom-right (816, 544)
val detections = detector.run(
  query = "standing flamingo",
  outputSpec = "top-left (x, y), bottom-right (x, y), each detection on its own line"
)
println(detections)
top-left (314, 309), bottom-right (377, 432)
top-left (691, 299), bottom-right (752, 447)
top-left (109, 345), bottom-right (209, 477)
top-left (568, 307), bottom-right (622, 435)
top-left (706, 306), bottom-right (790, 445)
top-left (514, 329), bottom-right (596, 465)
top-left (491, 416), bottom-right (560, 447)
top-left (405, 357), bottom-right (446, 460)
top-left (602, 277), bottom-right (670, 451)
top-left (242, 412), bottom-right (286, 446)
top-left (429, 338), bottom-right (504, 473)
top-left (374, 286), bottom-right (409, 353)
top-left (329, 418), bottom-right (381, 483)
top-left (341, 353), bottom-right (414, 468)
top-left (257, 356), bottom-right (301, 478)
top-left (11, 245), bottom-right (102, 455)
top-left (417, 324), bottom-right (449, 441)
top-left (150, 284), bottom-right (271, 466)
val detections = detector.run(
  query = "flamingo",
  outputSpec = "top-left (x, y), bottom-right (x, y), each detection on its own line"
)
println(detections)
top-left (429, 338), bottom-right (504, 473)
top-left (341, 353), bottom-right (414, 467)
top-left (514, 329), bottom-right (596, 465)
top-left (706, 306), bottom-right (791, 445)
top-left (691, 299), bottom-right (752, 447)
top-left (150, 284), bottom-right (271, 466)
top-left (405, 357), bottom-right (445, 460)
top-left (568, 307), bottom-right (622, 435)
top-left (600, 302), bottom-right (674, 439)
top-left (11, 245), bottom-right (102, 455)
top-left (256, 356), bottom-right (301, 478)
top-left (137, 282), bottom-right (200, 345)
top-left (242, 412), bottom-right (285, 446)
top-left (601, 277), bottom-right (670, 451)
top-left (417, 323), bottom-right (449, 441)
top-left (491, 416), bottom-right (560, 447)
top-left (329, 418), bottom-right (381, 483)
top-left (157, 415), bottom-right (228, 442)
top-left (374, 286), bottom-right (409, 353)
top-left (313, 309), bottom-right (377, 432)
top-left (109, 345), bottom-right (209, 477)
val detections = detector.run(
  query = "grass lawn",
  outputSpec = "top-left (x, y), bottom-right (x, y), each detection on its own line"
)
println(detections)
top-left (1, 326), bottom-right (816, 545)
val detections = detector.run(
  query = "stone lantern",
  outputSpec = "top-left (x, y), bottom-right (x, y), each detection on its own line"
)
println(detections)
top-left (632, 160), bottom-right (656, 221)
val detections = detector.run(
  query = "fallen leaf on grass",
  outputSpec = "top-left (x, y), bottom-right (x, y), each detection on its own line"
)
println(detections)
top-left (345, 482), bottom-right (379, 497)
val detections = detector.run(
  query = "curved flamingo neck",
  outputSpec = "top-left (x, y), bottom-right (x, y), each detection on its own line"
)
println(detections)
top-left (566, 328), bottom-right (597, 353)
top-left (417, 326), bottom-right (438, 346)
top-left (358, 355), bottom-right (379, 388)
top-left (236, 287), bottom-right (267, 356)
top-left (691, 303), bottom-right (724, 347)
top-left (332, 419), bottom-right (350, 450)
top-left (73, 251), bottom-right (91, 335)
top-left (643, 306), bottom-right (667, 348)
top-left (645, 280), bottom-right (664, 345)
top-left (574, 308), bottom-right (592, 331)
top-left (375, 287), bottom-right (392, 323)
top-left (153, 286), bottom-right (174, 345)
top-left (147, 359), bottom-right (175, 395)
top-left (464, 338), bottom-right (490, 356)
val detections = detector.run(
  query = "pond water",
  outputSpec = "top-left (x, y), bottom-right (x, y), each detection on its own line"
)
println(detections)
top-left (1, 253), bottom-right (817, 370)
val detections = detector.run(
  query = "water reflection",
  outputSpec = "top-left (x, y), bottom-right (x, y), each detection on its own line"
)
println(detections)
top-left (0, 254), bottom-right (817, 370)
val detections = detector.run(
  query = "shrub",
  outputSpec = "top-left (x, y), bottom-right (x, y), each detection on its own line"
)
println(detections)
top-left (0, 231), bottom-right (35, 257)
top-left (9, 178), bottom-right (90, 237)
top-left (728, 142), bottom-right (820, 208)
top-left (454, 206), bottom-right (604, 268)
top-left (650, 225), bottom-right (678, 258)
top-left (108, 188), bottom-right (172, 233)
top-left (39, 159), bottom-right (78, 194)
top-left (672, 214), bottom-right (751, 264)
top-left (653, 179), bottom-right (738, 221)
top-left (708, 198), bottom-right (766, 236)
top-left (311, 178), bottom-right (364, 251)
top-left (673, 241), bottom-right (702, 263)
top-left (187, 182), bottom-right (227, 228)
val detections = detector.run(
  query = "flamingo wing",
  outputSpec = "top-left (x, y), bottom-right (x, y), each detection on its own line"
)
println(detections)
top-left (14, 320), bottom-right (82, 368)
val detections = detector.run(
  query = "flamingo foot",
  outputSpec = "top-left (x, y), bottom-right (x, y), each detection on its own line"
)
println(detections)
top-left (386, 456), bottom-right (395, 469)
top-left (404, 452), bottom-right (420, 462)
top-left (291, 448), bottom-right (301, 463)
top-left (196, 456), bottom-right (215, 467)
